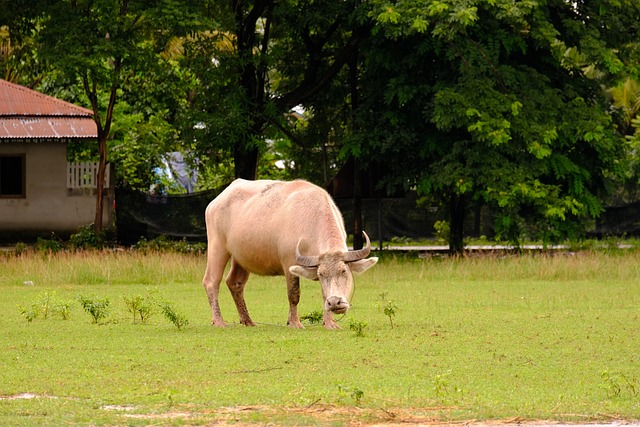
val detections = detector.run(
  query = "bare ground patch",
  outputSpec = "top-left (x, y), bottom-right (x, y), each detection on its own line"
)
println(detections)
top-left (102, 403), bottom-right (640, 426)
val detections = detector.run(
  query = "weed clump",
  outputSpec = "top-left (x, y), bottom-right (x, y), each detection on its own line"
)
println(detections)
top-left (300, 310), bottom-right (323, 325)
top-left (133, 236), bottom-right (205, 255)
top-left (348, 318), bottom-right (368, 337)
top-left (17, 291), bottom-right (72, 322)
top-left (123, 290), bottom-right (158, 323)
top-left (161, 302), bottom-right (189, 330)
top-left (78, 295), bottom-right (111, 324)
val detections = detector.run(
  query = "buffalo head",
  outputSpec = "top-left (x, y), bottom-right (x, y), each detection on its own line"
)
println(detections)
top-left (289, 232), bottom-right (378, 317)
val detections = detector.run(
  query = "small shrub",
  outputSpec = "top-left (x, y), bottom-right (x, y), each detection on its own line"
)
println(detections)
top-left (69, 224), bottom-right (104, 250)
top-left (348, 318), bottom-right (368, 337)
top-left (57, 301), bottom-right (72, 320)
top-left (18, 303), bottom-right (39, 323)
top-left (383, 301), bottom-right (398, 328)
top-left (376, 293), bottom-right (398, 328)
top-left (123, 290), bottom-right (157, 323)
top-left (161, 302), bottom-right (189, 330)
top-left (78, 295), bottom-right (110, 324)
top-left (14, 242), bottom-right (29, 256)
top-left (133, 236), bottom-right (205, 254)
top-left (300, 310), bottom-right (323, 324)
top-left (17, 292), bottom-right (72, 322)
top-left (35, 235), bottom-right (64, 253)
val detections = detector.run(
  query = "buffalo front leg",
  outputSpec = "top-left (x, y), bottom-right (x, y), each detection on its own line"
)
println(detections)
top-left (202, 250), bottom-right (230, 327)
top-left (320, 288), bottom-right (340, 329)
top-left (226, 259), bottom-right (256, 326)
top-left (323, 310), bottom-right (340, 329)
top-left (285, 273), bottom-right (304, 329)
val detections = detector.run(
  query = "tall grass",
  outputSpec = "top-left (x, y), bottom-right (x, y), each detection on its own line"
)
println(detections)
top-left (1, 249), bottom-right (639, 426)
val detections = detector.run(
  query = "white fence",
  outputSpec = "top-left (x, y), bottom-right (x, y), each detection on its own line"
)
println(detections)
top-left (67, 162), bottom-right (110, 189)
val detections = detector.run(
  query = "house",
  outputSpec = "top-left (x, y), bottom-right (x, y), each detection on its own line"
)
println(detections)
top-left (0, 79), bottom-right (113, 242)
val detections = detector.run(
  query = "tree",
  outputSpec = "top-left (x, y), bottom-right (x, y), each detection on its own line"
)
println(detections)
top-left (5, 0), bottom-right (199, 232)
top-left (348, 0), bottom-right (639, 254)
top-left (183, 0), bottom-right (370, 180)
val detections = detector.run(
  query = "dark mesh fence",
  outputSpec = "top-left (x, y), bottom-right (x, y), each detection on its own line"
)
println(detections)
top-left (115, 185), bottom-right (636, 246)
top-left (115, 187), bottom-right (438, 246)
top-left (335, 197), bottom-right (439, 244)
top-left (115, 187), bottom-right (224, 245)
top-left (593, 201), bottom-right (640, 237)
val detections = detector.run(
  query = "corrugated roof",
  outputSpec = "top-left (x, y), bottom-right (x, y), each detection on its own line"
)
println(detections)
top-left (0, 117), bottom-right (97, 139)
top-left (0, 79), bottom-right (97, 139)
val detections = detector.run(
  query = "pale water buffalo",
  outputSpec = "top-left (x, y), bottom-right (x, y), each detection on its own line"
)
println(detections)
top-left (202, 179), bottom-right (378, 329)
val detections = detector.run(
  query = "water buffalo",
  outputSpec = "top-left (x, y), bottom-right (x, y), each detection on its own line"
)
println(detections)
top-left (202, 179), bottom-right (378, 329)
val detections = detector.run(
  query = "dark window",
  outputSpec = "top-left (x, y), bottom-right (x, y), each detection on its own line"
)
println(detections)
top-left (0, 154), bottom-right (25, 198)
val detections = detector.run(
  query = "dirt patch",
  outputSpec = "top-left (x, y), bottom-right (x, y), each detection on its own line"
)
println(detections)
top-left (0, 393), bottom-right (57, 401)
top-left (102, 403), bottom-right (640, 426)
top-left (6, 395), bottom-right (639, 426)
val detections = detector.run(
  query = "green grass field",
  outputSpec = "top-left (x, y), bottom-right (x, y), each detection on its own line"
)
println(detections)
top-left (1, 249), bottom-right (639, 426)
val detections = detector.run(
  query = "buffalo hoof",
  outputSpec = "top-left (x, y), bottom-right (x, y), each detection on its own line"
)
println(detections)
top-left (323, 320), bottom-right (341, 330)
top-left (240, 318), bottom-right (257, 326)
top-left (287, 319), bottom-right (305, 329)
top-left (211, 319), bottom-right (227, 327)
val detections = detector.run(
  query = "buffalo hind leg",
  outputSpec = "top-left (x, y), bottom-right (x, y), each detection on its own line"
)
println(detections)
top-left (226, 259), bottom-right (256, 326)
top-left (285, 272), bottom-right (304, 329)
top-left (202, 250), bottom-right (230, 327)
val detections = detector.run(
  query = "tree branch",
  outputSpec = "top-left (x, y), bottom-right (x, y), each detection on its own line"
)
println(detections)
top-left (275, 24), bottom-right (371, 110)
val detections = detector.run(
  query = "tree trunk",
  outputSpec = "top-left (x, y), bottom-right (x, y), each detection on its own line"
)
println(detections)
top-left (449, 192), bottom-right (466, 256)
top-left (234, 143), bottom-right (259, 180)
top-left (349, 49), bottom-right (363, 250)
top-left (93, 132), bottom-right (108, 233)
top-left (353, 165), bottom-right (363, 249)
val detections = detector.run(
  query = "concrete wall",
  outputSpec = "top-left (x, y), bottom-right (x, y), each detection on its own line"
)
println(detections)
top-left (0, 141), bottom-right (112, 238)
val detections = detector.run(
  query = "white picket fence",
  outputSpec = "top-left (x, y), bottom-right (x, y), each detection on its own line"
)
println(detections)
top-left (67, 162), bottom-right (110, 189)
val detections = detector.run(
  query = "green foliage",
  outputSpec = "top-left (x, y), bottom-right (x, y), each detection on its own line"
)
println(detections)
top-left (160, 302), bottom-right (189, 330)
top-left (346, 0), bottom-right (640, 250)
top-left (78, 295), bottom-right (111, 324)
top-left (5, 0), bottom-right (640, 248)
top-left (433, 220), bottom-right (450, 243)
top-left (382, 301), bottom-right (398, 329)
top-left (108, 106), bottom-right (177, 192)
top-left (69, 224), bottom-right (105, 250)
top-left (376, 292), bottom-right (398, 328)
top-left (34, 235), bottom-right (64, 254)
top-left (348, 318), bottom-right (368, 337)
top-left (18, 292), bottom-right (72, 322)
top-left (122, 290), bottom-right (158, 324)
top-left (17, 303), bottom-right (39, 323)
top-left (133, 236), bottom-right (205, 255)
top-left (337, 384), bottom-right (364, 405)
top-left (13, 242), bottom-right (29, 256)
top-left (300, 310), bottom-right (323, 325)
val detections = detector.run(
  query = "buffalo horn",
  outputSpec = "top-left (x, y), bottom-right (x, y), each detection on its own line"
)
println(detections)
top-left (343, 231), bottom-right (372, 262)
top-left (295, 239), bottom-right (319, 267)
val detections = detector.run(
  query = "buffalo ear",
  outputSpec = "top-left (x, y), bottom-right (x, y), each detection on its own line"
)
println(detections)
top-left (349, 257), bottom-right (378, 274)
top-left (289, 265), bottom-right (319, 281)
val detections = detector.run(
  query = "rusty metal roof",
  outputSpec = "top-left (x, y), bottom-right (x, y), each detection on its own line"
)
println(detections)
top-left (0, 79), bottom-right (97, 140)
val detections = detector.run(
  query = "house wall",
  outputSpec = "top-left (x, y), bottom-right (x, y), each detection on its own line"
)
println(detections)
top-left (0, 141), bottom-right (112, 239)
